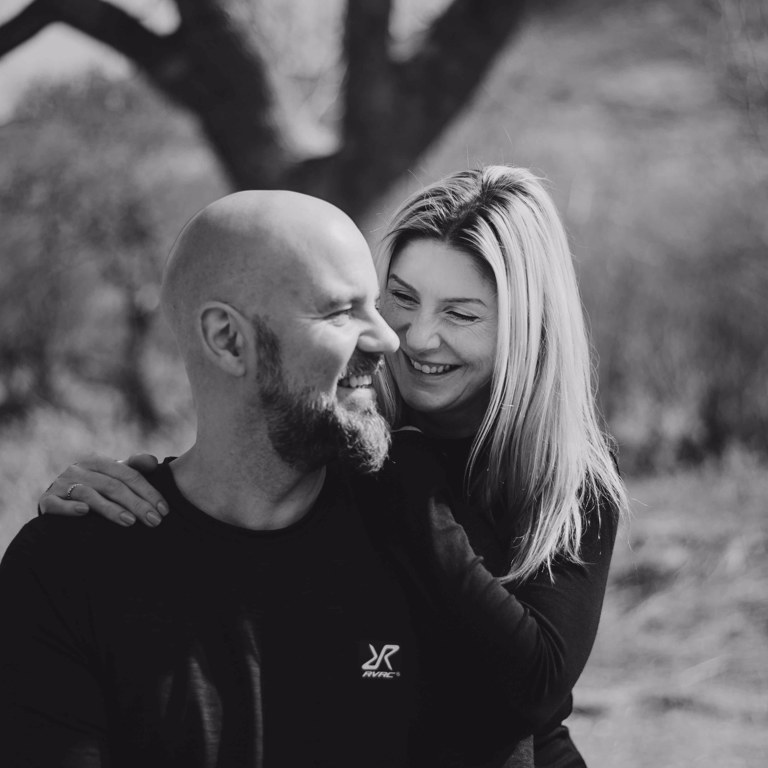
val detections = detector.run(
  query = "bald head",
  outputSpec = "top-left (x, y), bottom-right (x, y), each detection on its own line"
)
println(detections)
top-left (162, 190), bottom-right (371, 361)
top-left (160, 189), bottom-right (399, 473)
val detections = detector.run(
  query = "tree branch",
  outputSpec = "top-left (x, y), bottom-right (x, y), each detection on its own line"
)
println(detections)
top-left (0, 0), bottom-right (181, 77)
top-left (49, 0), bottom-right (177, 73)
top-left (341, 0), bottom-right (395, 150)
top-left (306, 0), bottom-right (530, 218)
top-left (166, 0), bottom-right (297, 187)
top-left (0, 0), bottom-right (539, 222)
top-left (0, 1), bottom-right (54, 59)
top-left (393, 0), bottom-right (529, 156)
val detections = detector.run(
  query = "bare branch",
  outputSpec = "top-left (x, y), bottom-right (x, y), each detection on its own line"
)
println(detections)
top-left (0, 1), bottom-right (54, 59)
top-left (164, 0), bottom-right (297, 187)
top-left (310, 0), bottom-right (529, 217)
top-left (394, 0), bottom-right (528, 155)
top-left (341, 0), bottom-right (394, 148)
top-left (0, 0), bottom-right (179, 76)
top-left (47, 0), bottom-right (177, 72)
top-left (0, 0), bottom-right (541, 220)
top-left (174, 0), bottom-right (255, 27)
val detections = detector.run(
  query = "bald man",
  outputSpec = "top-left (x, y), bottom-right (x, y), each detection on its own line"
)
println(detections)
top-left (0, 192), bottom-right (437, 767)
top-left (152, 190), bottom-right (398, 525)
top-left (2, 192), bottom-right (541, 768)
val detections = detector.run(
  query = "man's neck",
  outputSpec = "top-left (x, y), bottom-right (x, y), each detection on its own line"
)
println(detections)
top-left (169, 442), bottom-right (327, 531)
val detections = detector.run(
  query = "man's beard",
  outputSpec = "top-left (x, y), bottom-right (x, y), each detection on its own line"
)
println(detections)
top-left (250, 316), bottom-right (390, 474)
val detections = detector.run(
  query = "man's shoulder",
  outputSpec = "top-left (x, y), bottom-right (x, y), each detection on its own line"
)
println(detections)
top-left (0, 520), bottom-right (105, 606)
top-left (1, 463), bottom-right (184, 576)
top-left (3, 513), bottom-right (127, 572)
top-left (4, 459), bottom-right (177, 562)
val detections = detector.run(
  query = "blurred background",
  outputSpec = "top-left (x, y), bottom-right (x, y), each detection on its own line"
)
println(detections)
top-left (1, 0), bottom-right (766, 764)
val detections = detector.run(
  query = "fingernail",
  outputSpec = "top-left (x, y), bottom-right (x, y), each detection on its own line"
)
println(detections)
top-left (75, 504), bottom-right (89, 515)
top-left (147, 511), bottom-right (162, 526)
top-left (157, 502), bottom-right (169, 517)
top-left (119, 512), bottom-right (136, 527)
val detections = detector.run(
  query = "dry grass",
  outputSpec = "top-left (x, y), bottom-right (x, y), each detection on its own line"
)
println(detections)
top-left (0, 406), bottom-right (194, 555)
top-left (570, 451), bottom-right (768, 766)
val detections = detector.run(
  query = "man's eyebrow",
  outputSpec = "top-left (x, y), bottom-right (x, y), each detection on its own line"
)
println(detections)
top-left (388, 272), bottom-right (488, 306)
top-left (317, 292), bottom-right (373, 313)
top-left (317, 297), bottom-right (351, 313)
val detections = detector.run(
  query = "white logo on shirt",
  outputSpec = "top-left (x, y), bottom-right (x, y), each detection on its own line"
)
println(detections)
top-left (361, 643), bottom-right (400, 679)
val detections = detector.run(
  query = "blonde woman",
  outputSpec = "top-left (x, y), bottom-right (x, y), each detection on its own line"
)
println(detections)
top-left (39, 166), bottom-right (627, 767)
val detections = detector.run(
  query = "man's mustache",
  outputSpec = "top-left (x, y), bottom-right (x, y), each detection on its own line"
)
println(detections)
top-left (340, 351), bottom-right (384, 379)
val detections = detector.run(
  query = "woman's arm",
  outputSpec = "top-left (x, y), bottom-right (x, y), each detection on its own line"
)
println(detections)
top-left (38, 454), bottom-right (166, 527)
top-left (387, 431), bottom-right (617, 735)
top-left (426, 491), bottom-right (615, 730)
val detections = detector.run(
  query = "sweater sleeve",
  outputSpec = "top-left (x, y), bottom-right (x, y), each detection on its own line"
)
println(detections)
top-left (386, 431), bottom-right (618, 736)
top-left (0, 520), bottom-right (109, 767)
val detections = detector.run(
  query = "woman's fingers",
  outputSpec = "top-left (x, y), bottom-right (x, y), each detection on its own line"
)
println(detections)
top-left (39, 486), bottom-right (139, 527)
top-left (79, 458), bottom-right (166, 523)
top-left (37, 495), bottom-right (90, 517)
top-left (39, 455), bottom-right (168, 527)
top-left (124, 453), bottom-right (160, 474)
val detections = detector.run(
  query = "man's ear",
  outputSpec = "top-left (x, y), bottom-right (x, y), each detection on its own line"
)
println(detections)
top-left (198, 301), bottom-right (249, 376)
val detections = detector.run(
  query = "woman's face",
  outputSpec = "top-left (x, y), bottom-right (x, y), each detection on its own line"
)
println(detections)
top-left (382, 238), bottom-right (498, 437)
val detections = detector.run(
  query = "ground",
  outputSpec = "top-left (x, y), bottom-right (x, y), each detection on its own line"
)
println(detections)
top-left (570, 452), bottom-right (768, 767)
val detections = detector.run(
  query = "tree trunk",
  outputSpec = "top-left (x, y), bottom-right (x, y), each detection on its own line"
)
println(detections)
top-left (0, 0), bottom-right (531, 220)
top-left (118, 297), bottom-right (161, 433)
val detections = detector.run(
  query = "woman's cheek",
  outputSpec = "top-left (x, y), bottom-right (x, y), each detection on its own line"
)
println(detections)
top-left (381, 304), bottom-right (405, 335)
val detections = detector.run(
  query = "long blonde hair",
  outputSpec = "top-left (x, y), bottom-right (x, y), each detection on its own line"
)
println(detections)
top-left (374, 166), bottom-right (627, 583)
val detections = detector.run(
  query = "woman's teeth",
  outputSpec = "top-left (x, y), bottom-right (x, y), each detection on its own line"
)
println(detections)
top-left (408, 357), bottom-right (456, 375)
top-left (338, 374), bottom-right (373, 388)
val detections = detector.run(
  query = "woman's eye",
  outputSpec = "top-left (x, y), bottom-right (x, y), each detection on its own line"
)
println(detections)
top-left (389, 290), bottom-right (416, 306)
top-left (447, 310), bottom-right (479, 323)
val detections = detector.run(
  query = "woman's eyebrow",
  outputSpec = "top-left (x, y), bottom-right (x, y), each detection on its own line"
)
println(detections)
top-left (389, 273), bottom-right (487, 306)
top-left (387, 273), bottom-right (416, 292)
top-left (442, 296), bottom-right (487, 306)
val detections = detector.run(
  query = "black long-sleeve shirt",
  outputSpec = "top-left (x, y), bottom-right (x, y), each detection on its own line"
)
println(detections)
top-left (1, 433), bottom-right (614, 767)
top-left (380, 429), bottom-right (619, 767)
top-left (0, 458), bottom-right (536, 768)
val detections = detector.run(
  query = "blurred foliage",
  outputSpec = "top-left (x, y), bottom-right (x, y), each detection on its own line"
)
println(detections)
top-left (0, 75), bottom-right (225, 428)
top-left (0, 0), bottom-right (766, 474)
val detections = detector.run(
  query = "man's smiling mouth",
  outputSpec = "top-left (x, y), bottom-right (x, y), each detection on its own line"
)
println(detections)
top-left (337, 352), bottom-right (383, 389)
top-left (337, 374), bottom-right (373, 389)
top-left (406, 354), bottom-right (458, 375)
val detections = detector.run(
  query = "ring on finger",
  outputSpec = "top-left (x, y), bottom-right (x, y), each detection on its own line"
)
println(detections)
top-left (65, 483), bottom-right (84, 500)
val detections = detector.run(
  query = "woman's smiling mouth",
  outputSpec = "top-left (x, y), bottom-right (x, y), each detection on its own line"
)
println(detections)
top-left (405, 353), bottom-right (459, 376)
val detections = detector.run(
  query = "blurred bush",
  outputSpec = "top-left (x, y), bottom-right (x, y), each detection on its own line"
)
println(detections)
top-left (0, 0), bottom-right (766, 473)
top-left (0, 75), bottom-right (226, 430)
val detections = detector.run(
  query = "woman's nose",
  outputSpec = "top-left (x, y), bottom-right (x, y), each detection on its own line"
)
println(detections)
top-left (405, 314), bottom-right (440, 352)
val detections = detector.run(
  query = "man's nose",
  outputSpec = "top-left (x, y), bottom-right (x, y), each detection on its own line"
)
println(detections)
top-left (359, 310), bottom-right (399, 355)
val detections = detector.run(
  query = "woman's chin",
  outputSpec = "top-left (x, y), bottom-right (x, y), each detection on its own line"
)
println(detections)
top-left (399, 390), bottom-right (448, 416)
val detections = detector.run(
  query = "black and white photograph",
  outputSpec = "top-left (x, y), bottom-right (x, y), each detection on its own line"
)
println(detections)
top-left (0, 1), bottom-right (766, 766)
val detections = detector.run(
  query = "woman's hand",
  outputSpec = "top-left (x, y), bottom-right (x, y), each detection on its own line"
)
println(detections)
top-left (38, 454), bottom-right (168, 527)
